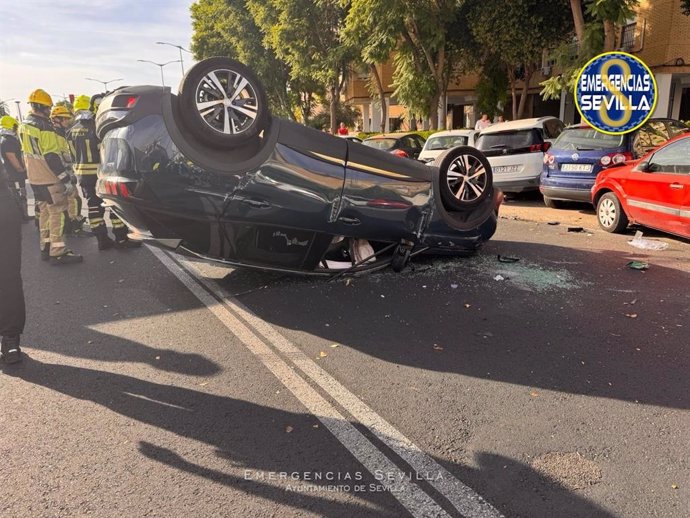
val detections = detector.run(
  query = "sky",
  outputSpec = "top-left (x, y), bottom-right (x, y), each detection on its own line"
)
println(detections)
top-left (0, 0), bottom-right (196, 119)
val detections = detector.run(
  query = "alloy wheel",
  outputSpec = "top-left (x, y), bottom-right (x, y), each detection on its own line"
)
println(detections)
top-left (195, 69), bottom-right (259, 135)
top-left (446, 153), bottom-right (488, 202)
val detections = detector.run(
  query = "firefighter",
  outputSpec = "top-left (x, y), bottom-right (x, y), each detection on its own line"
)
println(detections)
top-left (67, 94), bottom-right (140, 250)
top-left (0, 150), bottom-right (25, 363)
top-left (0, 115), bottom-right (29, 221)
top-left (18, 89), bottom-right (83, 265)
top-left (50, 104), bottom-right (86, 237)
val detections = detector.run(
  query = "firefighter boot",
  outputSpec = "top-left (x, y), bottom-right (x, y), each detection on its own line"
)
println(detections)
top-left (96, 233), bottom-right (115, 251)
top-left (0, 335), bottom-right (22, 364)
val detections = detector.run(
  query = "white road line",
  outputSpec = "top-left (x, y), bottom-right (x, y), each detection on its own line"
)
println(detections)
top-left (178, 257), bottom-right (502, 518)
top-left (149, 246), bottom-right (451, 518)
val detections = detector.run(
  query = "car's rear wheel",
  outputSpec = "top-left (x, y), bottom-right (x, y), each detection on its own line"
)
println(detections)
top-left (178, 57), bottom-right (269, 148)
top-left (543, 196), bottom-right (564, 209)
top-left (597, 192), bottom-right (628, 233)
top-left (435, 146), bottom-right (492, 210)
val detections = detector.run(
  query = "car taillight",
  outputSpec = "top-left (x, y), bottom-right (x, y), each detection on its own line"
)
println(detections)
top-left (391, 149), bottom-right (409, 158)
top-left (543, 153), bottom-right (555, 165)
top-left (530, 142), bottom-right (551, 153)
top-left (600, 152), bottom-right (632, 167)
top-left (126, 96), bottom-right (138, 109)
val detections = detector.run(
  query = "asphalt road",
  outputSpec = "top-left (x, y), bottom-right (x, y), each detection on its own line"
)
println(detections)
top-left (1, 206), bottom-right (689, 518)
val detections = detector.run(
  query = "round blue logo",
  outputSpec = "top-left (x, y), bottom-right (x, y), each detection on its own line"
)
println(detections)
top-left (575, 52), bottom-right (657, 135)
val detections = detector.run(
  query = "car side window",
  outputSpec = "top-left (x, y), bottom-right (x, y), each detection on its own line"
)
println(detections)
top-left (633, 121), bottom-right (671, 158)
top-left (648, 139), bottom-right (690, 174)
top-left (410, 135), bottom-right (423, 149)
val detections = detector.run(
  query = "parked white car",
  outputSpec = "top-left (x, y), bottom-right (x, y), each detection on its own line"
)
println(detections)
top-left (418, 129), bottom-right (478, 164)
top-left (475, 117), bottom-right (564, 193)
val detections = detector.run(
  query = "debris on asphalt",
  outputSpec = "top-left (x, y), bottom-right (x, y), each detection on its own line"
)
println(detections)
top-left (628, 230), bottom-right (668, 251)
top-left (285, 426), bottom-right (293, 433)
top-left (318, 351), bottom-right (328, 358)
top-left (567, 226), bottom-right (585, 233)
top-left (547, 221), bottom-right (560, 226)
top-left (432, 344), bottom-right (444, 351)
top-left (530, 390), bottom-right (539, 397)
top-left (627, 261), bottom-right (649, 270)
top-left (497, 255), bottom-right (520, 263)
top-left (155, 355), bottom-right (160, 360)
top-left (330, 344), bottom-right (340, 348)
top-left (624, 299), bottom-right (638, 305)
top-left (345, 278), bottom-right (352, 286)
top-left (671, 484), bottom-right (679, 490)
top-left (625, 313), bottom-right (638, 319)
top-left (450, 283), bottom-right (458, 289)
top-left (494, 274), bottom-right (505, 281)
top-left (464, 303), bottom-right (471, 308)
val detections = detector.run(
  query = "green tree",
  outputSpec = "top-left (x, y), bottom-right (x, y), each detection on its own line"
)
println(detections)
top-left (475, 57), bottom-right (509, 119)
top-left (190, 0), bottom-right (315, 120)
top-left (345, 0), bottom-right (466, 130)
top-left (248, 0), bottom-right (356, 133)
top-left (468, 0), bottom-right (573, 120)
top-left (540, 0), bottom-right (640, 101)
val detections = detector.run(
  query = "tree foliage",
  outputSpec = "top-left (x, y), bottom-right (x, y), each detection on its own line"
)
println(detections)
top-left (345, 0), bottom-right (468, 130)
top-left (540, 0), bottom-right (640, 101)
top-left (468, 0), bottom-right (573, 119)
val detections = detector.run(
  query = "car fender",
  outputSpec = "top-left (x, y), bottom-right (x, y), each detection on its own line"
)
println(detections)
top-left (592, 176), bottom-right (628, 207)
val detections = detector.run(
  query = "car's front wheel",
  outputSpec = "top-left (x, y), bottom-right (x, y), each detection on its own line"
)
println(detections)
top-left (434, 146), bottom-right (493, 211)
top-left (597, 192), bottom-right (628, 233)
top-left (178, 57), bottom-right (269, 148)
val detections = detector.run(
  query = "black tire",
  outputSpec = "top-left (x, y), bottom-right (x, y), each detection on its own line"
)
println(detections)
top-left (178, 57), bottom-right (269, 148)
top-left (433, 146), bottom-right (493, 211)
top-left (596, 192), bottom-right (628, 233)
top-left (543, 196), bottom-right (564, 209)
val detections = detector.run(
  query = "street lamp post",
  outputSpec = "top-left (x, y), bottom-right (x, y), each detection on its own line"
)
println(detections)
top-left (85, 77), bottom-right (124, 91)
top-left (14, 101), bottom-right (22, 121)
top-left (156, 42), bottom-right (191, 75)
top-left (137, 59), bottom-right (181, 87)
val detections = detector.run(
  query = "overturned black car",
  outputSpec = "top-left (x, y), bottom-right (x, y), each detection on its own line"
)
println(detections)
top-left (95, 58), bottom-right (500, 275)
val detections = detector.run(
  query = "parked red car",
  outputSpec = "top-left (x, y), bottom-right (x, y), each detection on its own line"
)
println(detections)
top-left (592, 134), bottom-right (690, 238)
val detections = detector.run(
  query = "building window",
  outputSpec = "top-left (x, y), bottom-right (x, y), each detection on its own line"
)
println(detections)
top-left (620, 21), bottom-right (637, 50)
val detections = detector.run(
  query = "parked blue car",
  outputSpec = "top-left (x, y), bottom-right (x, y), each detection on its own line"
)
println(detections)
top-left (540, 118), bottom-right (688, 207)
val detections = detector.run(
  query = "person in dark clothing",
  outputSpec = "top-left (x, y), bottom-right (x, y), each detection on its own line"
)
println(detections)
top-left (0, 155), bottom-right (25, 364)
top-left (0, 115), bottom-right (29, 221)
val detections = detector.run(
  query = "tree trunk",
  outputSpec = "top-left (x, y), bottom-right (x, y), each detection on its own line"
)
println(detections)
top-left (428, 92), bottom-right (440, 130)
top-left (603, 19), bottom-right (617, 51)
top-left (410, 112), bottom-right (417, 131)
top-left (517, 70), bottom-right (533, 119)
top-left (569, 0), bottom-right (586, 46)
top-left (329, 85), bottom-right (338, 135)
top-left (370, 64), bottom-right (387, 133)
top-left (437, 90), bottom-right (447, 131)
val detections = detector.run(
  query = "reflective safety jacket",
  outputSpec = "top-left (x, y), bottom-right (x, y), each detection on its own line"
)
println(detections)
top-left (54, 126), bottom-right (73, 170)
top-left (18, 112), bottom-right (67, 186)
top-left (67, 111), bottom-right (100, 176)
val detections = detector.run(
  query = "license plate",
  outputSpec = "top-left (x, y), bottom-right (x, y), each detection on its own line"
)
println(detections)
top-left (560, 163), bottom-right (593, 173)
top-left (493, 165), bottom-right (520, 174)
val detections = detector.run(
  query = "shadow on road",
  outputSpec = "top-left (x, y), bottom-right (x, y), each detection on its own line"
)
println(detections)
top-left (3, 358), bottom-right (615, 518)
top-left (223, 239), bottom-right (690, 410)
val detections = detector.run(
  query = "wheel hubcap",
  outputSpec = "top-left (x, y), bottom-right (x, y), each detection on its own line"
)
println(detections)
top-left (446, 154), bottom-right (488, 202)
top-left (599, 198), bottom-right (616, 227)
top-left (195, 69), bottom-right (259, 135)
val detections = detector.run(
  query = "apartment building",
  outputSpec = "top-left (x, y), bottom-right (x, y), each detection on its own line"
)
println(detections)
top-left (344, 0), bottom-right (690, 131)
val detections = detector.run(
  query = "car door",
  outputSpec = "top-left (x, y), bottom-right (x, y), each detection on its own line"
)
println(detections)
top-left (623, 137), bottom-right (690, 236)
